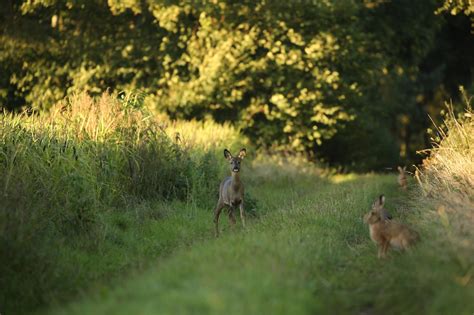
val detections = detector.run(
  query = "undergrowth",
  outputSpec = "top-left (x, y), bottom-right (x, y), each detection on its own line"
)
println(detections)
top-left (0, 92), bottom-right (245, 313)
top-left (416, 94), bottom-right (473, 285)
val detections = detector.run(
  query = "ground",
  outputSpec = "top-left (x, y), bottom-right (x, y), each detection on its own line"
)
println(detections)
top-left (31, 166), bottom-right (473, 315)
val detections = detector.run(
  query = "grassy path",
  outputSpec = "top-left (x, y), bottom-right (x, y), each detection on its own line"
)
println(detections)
top-left (39, 172), bottom-right (473, 315)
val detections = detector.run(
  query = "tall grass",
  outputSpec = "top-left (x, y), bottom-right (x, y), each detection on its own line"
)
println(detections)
top-left (164, 119), bottom-right (244, 152)
top-left (416, 96), bottom-right (473, 278)
top-left (0, 92), bottom-right (244, 313)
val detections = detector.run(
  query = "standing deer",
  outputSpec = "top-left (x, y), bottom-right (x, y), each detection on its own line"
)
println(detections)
top-left (213, 148), bottom-right (247, 237)
top-left (398, 166), bottom-right (407, 190)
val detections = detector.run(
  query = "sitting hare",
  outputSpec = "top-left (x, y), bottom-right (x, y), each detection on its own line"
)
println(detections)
top-left (397, 166), bottom-right (407, 190)
top-left (365, 195), bottom-right (419, 258)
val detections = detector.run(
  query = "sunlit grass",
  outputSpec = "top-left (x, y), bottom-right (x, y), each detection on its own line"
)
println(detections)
top-left (162, 118), bottom-right (246, 152)
top-left (0, 92), bottom-right (244, 314)
top-left (2, 91), bottom-right (473, 315)
top-left (42, 171), bottom-right (474, 315)
top-left (416, 97), bottom-right (473, 270)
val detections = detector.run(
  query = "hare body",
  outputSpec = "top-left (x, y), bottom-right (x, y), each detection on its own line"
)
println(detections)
top-left (398, 166), bottom-right (407, 190)
top-left (366, 217), bottom-right (419, 258)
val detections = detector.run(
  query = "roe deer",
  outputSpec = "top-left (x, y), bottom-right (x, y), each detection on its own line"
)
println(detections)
top-left (213, 148), bottom-right (247, 237)
top-left (364, 195), bottom-right (419, 258)
top-left (398, 166), bottom-right (407, 190)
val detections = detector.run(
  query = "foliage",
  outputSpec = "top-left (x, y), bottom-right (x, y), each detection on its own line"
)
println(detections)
top-left (2, 0), bottom-right (472, 169)
top-left (437, 0), bottom-right (474, 29)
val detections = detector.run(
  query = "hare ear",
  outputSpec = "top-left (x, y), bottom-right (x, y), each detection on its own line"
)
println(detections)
top-left (379, 194), bottom-right (385, 206)
top-left (403, 166), bottom-right (407, 171)
top-left (224, 149), bottom-right (232, 160)
top-left (238, 148), bottom-right (247, 159)
top-left (397, 166), bottom-right (402, 172)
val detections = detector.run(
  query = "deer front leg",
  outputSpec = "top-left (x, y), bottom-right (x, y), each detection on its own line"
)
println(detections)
top-left (239, 202), bottom-right (246, 228)
top-left (213, 202), bottom-right (224, 237)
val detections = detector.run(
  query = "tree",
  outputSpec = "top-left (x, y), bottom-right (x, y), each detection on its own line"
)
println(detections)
top-left (1, 0), bottom-right (473, 170)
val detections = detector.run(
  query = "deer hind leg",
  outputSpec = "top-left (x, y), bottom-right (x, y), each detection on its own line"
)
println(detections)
top-left (239, 202), bottom-right (246, 228)
top-left (213, 201), bottom-right (224, 237)
top-left (228, 207), bottom-right (236, 226)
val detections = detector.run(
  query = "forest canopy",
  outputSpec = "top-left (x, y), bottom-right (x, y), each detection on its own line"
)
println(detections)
top-left (1, 0), bottom-right (473, 170)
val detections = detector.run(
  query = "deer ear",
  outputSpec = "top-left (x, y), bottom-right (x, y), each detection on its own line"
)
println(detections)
top-left (397, 166), bottom-right (402, 172)
top-left (224, 149), bottom-right (232, 160)
top-left (238, 148), bottom-right (247, 159)
top-left (403, 166), bottom-right (407, 171)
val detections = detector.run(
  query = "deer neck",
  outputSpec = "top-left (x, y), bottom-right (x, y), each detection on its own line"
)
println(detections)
top-left (231, 171), bottom-right (241, 187)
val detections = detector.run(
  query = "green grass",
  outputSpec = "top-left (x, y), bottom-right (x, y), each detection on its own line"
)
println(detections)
top-left (2, 93), bottom-right (473, 315)
top-left (0, 92), bottom-right (245, 314)
top-left (35, 168), bottom-right (473, 315)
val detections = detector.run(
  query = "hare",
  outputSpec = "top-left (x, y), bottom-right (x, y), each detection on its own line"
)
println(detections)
top-left (364, 196), bottom-right (419, 258)
top-left (397, 166), bottom-right (407, 190)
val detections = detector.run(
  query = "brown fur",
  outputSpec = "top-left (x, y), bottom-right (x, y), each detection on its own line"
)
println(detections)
top-left (213, 148), bottom-right (247, 237)
top-left (364, 196), bottom-right (419, 258)
top-left (398, 166), bottom-right (407, 190)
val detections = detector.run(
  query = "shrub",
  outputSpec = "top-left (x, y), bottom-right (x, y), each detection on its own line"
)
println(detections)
top-left (416, 94), bottom-right (473, 269)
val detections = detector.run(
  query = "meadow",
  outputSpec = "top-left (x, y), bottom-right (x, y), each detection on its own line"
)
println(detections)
top-left (0, 92), bottom-right (243, 313)
top-left (1, 93), bottom-right (473, 315)
top-left (41, 172), bottom-right (474, 315)
top-left (2, 1), bottom-right (473, 313)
